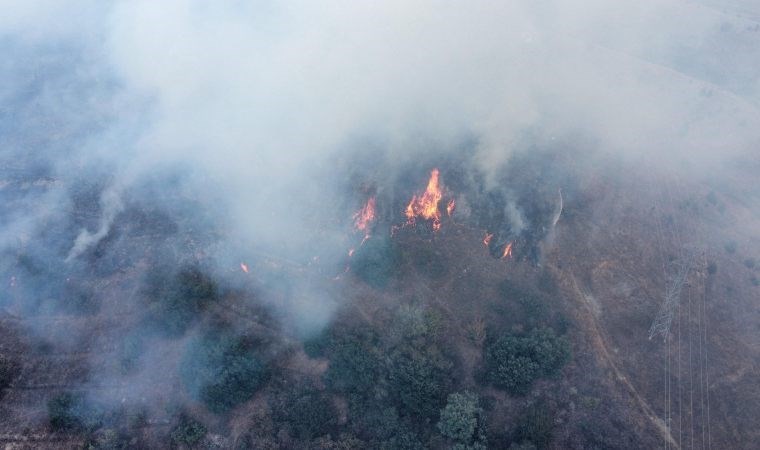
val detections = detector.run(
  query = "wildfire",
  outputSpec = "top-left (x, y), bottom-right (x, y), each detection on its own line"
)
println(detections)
top-left (348, 196), bottom-right (376, 256)
top-left (405, 169), bottom-right (444, 231)
top-left (446, 199), bottom-right (456, 217)
top-left (500, 242), bottom-right (513, 259)
top-left (240, 262), bottom-right (250, 273)
top-left (353, 196), bottom-right (376, 235)
top-left (483, 233), bottom-right (493, 247)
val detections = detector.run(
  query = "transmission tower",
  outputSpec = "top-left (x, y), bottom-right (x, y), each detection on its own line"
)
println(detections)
top-left (649, 249), bottom-right (696, 341)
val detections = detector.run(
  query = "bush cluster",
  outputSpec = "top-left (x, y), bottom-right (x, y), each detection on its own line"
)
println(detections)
top-left (485, 328), bottom-right (570, 394)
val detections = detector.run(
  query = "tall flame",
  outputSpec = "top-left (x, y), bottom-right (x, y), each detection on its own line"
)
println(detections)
top-left (353, 196), bottom-right (376, 235)
top-left (348, 196), bottom-right (376, 258)
top-left (405, 169), bottom-right (443, 231)
top-left (500, 242), bottom-right (513, 259)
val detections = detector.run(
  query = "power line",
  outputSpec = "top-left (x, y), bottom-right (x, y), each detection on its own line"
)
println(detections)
top-left (703, 252), bottom-right (712, 450)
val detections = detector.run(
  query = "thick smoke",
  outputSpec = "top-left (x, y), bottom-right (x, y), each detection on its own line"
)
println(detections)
top-left (1, 0), bottom-right (760, 434)
top-left (2, 0), bottom-right (759, 342)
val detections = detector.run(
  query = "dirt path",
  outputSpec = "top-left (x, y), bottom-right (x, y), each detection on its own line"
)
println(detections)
top-left (562, 268), bottom-right (679, 449)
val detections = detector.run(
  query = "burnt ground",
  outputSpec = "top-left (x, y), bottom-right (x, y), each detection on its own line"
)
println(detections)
top-left (0, 150), bottom-right (759, 449)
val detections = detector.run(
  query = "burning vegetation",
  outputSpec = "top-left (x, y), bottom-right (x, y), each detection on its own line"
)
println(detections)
top-left (0, 150), bottom-right (586, 449)
top-left (348, 168), bottom-right (523, 269)
top-left (405, 168), bottom-right (445, 231)
top-left (353, 196), bottom-right (376, 237)
top-left (4, 148), bottom-right (751, 450)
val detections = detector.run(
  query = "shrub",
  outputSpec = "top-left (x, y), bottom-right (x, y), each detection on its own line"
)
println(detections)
top-left (303, 330), bottom-right (331, 358)
top-left (47, 392), bottom-right (102, 432)
top-left (485, 328), bottom-right (570, 395)
top-left (388, 347), bottom-right (451, 421)
top-left (274, 386), bottom-right (338, 440)
top-left (180, 332), bottom-right (267, 413)
top-left (119, 334), bottom-right (144, 375)
top-left (437, 391), bottom-right (486, 447)
top-left (144, 267), bottom-right (218, 337)
top-left (0, 356), bottom-right (19, 396)
top-left (170, 413), bottom-right (207, 447)
top-left (325, 336), bottom-right (383, 396)
top-left (351, 237), bottom-right (400, 288)
top-left (380, 431), bottom-right (426, 450)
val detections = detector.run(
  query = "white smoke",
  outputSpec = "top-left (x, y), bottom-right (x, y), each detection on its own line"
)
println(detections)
top-left (2, 0), bottom-right (760, 331)
top-left (65, 187), bottom-right (123, 262)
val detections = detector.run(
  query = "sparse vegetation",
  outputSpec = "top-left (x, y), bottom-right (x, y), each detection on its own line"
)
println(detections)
top-left (84, 428), bottom-right (132, 450)
top-left (406, 244), bottom-right (448, 279)
top-left (512, 404), bottom-right (554, 449)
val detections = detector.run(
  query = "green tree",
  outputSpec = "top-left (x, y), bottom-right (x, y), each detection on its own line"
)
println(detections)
top-left (170, 413), bottom-right (207, 447)
top-left (350, 406), bottom-right (424, 449)
top-left (389, 347), bottom-right (450, 421)
top-left (485, 328), bottom-right (570, 395)
top-left (437, 391), bottom-right (486, 448)
top-left (180, 332), bottom-right (267, 413)
top-left (273, 385), bottom-right (338, 440)
top-left (144, 267), bottom-right (218, 337)
top-left (47, 392), bottom-right (102, 432)
top-left (325, 335), bottom-right (382, 396)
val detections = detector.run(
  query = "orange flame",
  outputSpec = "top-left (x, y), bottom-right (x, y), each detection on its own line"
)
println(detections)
top-left (483, 233), bottom-right (493, 247)
top-left (405, 169), bottom-right (443, 231)
top-left (353, 196), bottom-right (376, 234)
top-left (446, 199), bottom-right (455, 217)
top-left (500, 242), bottom-right (513, 259)
top-left (240, 262), bottom-right (250, 273)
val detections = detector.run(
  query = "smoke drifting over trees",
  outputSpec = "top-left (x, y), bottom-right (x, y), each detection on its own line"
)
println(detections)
top-left (1, 0), bottom-right (759, 448)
